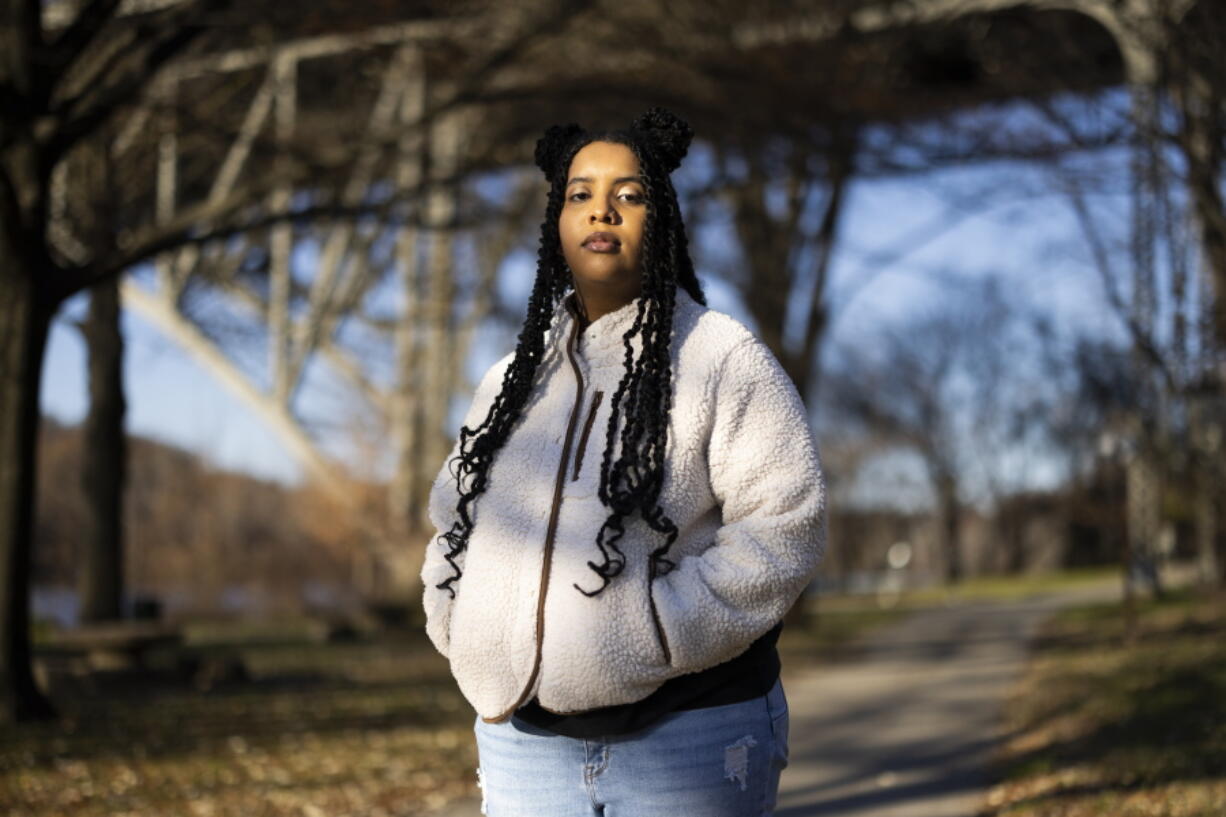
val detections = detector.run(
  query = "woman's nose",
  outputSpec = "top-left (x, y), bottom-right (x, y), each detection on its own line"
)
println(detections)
top-left (590, 205), bottom-right (618, 223)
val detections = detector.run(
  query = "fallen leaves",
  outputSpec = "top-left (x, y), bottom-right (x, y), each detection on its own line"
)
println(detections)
top-left (979, 589), bottom-right (1226, 817)
top-left (1, 638), bottom-right (480, 816)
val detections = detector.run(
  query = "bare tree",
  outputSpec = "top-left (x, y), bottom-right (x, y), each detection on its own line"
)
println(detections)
top-left (1, 0), bottom-right (251, 724)
top-left (1163, 1), bottom-right (1226, 356)
top-left (822, 275), bottom-right (1031, 583)
top-left (1, 0), bottom-right (567, 723)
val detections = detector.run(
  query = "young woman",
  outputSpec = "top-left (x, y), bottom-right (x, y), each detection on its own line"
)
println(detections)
top-left (420, 107), bottom-right (827, 816)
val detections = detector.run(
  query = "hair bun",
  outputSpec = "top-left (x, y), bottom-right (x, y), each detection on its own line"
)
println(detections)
top-left (630, 107), bottom-right (693, 173)
top-left (534, 122), bottom-right (586, 178)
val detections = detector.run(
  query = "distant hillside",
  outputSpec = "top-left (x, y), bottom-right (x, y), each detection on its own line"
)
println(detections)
top-left (35, 415), bottom-right (379, 616)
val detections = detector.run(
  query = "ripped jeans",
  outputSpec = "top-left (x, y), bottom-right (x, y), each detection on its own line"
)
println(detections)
top-left (472, 677), bottom-right (789, 816)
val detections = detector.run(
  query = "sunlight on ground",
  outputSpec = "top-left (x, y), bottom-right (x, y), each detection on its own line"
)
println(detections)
top-left (981, 587), bottom-right (1226, 817)
top-left (5, 570), bottom-right (1220, 816)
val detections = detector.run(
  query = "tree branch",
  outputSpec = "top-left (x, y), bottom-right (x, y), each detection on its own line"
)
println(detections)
top-left (1056, 167), bottom-right (1180, 394)
top-left (1, 0), bottom-right (44, 97)
top-left (52, 165), bottom-right (521, 301)
top-left (44, 0), bottom-right (123, 92)
top-left (45, 1), bottom-right (224, 165)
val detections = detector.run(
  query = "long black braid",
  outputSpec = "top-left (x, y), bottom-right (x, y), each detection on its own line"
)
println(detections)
top-left (435, 107), bottom-right (706, 599)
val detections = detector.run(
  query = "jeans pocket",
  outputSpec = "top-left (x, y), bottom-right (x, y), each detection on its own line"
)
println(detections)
top-left (766, 679), bottom-right (790, 770)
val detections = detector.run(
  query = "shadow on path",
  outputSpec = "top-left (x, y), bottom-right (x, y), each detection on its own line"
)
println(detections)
top-left (445, 578), bottom-right (1138, 817)
top-left (774, 581), bottom-right (1126, 817)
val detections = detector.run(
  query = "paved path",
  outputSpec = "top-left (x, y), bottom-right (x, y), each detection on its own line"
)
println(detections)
top-left (446, 578), bottom-right (1132, 816)
top-left (774, 581), bottom-right (1122, 817)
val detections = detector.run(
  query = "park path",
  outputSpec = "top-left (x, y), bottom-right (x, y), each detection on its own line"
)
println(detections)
top-left (773, 579), bottom-right (1123, 817)
top-left (445, 576), bottom-right (1134, 817)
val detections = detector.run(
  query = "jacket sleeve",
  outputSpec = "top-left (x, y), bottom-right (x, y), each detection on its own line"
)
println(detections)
top-left (420, 353), bottom-right (512, 659)
top-left (650, 336), bottom-right (827, 675)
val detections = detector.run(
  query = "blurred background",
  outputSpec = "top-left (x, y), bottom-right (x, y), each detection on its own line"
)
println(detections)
top-left (3, 1), bottom-right (1224, 815)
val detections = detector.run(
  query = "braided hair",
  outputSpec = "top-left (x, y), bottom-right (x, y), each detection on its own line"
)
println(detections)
top-left (435, 106), bottom-right (707, 599)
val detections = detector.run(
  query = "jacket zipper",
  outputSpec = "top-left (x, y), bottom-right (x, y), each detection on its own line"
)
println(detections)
top-left (572, 390), bottom-right (604, 482)
top-left (482, 312), bottom-right (587, 723)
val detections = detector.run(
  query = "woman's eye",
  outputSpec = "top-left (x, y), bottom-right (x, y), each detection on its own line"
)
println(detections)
top-left (567, 191), bottom-right (644, 203)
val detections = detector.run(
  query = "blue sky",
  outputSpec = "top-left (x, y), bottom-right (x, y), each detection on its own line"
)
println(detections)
top-left (39, 144), bottom-right (1126, 505)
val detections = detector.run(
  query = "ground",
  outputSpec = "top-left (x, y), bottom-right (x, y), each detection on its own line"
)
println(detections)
top-left (6, 566), bottom-right (1217, 817)
top-left (979, 585), bottom-right (1226, 817)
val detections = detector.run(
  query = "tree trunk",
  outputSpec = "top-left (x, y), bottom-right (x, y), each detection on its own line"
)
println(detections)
top-left (1125, 447), bottom-right (1165, 600)
top-left (77, 275), bottom-right (128, 623)
top-left (0, 252), bottom-right (58, 723)
top-left (1168, 39), bottom-right (1226, 356)
top-left (938, 475), bottom-right (962, 584)
top-left (1194, 467), bottom-right (1218, 589)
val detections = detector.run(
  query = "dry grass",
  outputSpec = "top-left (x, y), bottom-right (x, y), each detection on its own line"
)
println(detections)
top-left (778, 598), bottom-right (905, 680)
top-left (980, 586), bottom-right (1226, 817)
top-left (903, 566), bottom-right (1121, 605)
top-left (5, 597), bottom-right (907, 817)
top-left (1, 635), bottom-right (479, 816)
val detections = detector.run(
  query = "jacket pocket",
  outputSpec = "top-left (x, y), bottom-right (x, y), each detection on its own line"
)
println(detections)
top-left (571, 390), bottom-right (604, 482)
top-left (422, 583), bottom-right (457, 659)
top-left (445, 590), bottom-right (457, 652)
top-left (647, 559), bottom-right (673, 666)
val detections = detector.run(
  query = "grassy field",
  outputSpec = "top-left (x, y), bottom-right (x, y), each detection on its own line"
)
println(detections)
top-left (3, 599), bottom-right (899, 817)
top-left (2, 635), bottom-right (479, 817)
top-left (5, 566), bottom-right (1159, 817)
top-left (902, 565), bottom-right (1122, 604)
top-left (979, 585), bottom-right (1226, 817)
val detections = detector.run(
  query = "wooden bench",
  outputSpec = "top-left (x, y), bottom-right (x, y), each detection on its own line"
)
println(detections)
top-left (34, 621), bottom-right (183, 674)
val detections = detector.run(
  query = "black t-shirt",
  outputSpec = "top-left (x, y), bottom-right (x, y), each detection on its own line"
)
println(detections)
top-left (512, 620), bottom-right (784, 739)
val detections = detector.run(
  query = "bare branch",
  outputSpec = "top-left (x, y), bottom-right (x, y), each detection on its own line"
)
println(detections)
top-left (44, 0), bottom-right (123, 89)
top-left (1055, 166), bottom-right (1180, 393)
top-left (45, 1), bottom-right (224, 164)
top-left (0, 0), bottom-right (44, 98)
top-left (55, 162), bottom-right (520, 301)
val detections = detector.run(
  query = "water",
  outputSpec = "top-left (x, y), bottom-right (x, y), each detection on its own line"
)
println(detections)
top-left (32, 580), bottom-right (360, 629)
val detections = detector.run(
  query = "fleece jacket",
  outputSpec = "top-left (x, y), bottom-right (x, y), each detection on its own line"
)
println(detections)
top-left (420, 284), bottom-right (828, 723)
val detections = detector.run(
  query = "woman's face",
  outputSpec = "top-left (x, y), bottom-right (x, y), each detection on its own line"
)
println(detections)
top-left (559, 140), bottom-right (647, 308)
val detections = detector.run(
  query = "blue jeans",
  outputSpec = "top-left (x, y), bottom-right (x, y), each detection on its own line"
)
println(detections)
top-left (473, 677), bottom-right (790, 816)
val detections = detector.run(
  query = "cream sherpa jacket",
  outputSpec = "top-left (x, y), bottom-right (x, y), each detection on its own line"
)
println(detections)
top-left (420, 285), bottom-right (827, 723)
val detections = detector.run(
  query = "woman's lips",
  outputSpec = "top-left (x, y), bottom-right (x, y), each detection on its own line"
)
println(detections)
top-left (582, 230), bottom-right (620, 252)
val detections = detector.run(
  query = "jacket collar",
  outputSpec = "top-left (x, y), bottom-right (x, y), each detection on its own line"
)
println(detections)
top-left (550, 286), bottom-right (700, 370)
